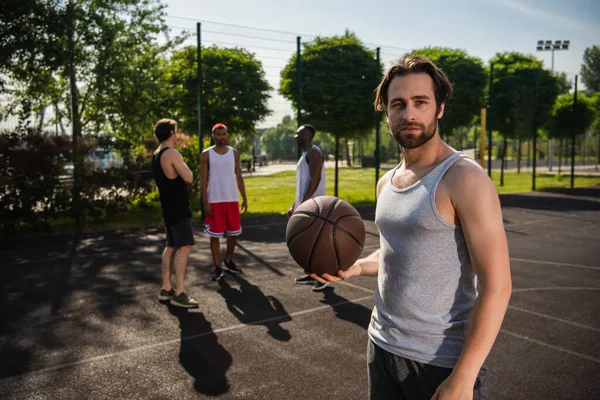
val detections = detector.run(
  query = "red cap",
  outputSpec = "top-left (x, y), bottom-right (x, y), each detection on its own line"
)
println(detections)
top-left (212, 123), bottom-right (227, 133)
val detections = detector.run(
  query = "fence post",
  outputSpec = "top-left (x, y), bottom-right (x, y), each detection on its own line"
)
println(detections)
top-left (67, 0), bottom-right (82, 235)
top-left (487, 63), bottom-right (494, 177)
top-left (296, 36), bottom-right (302, 161)
top-left (570, 75), bottom-right (578, 189)
top-left (375, 47), bottom-right (381, 198)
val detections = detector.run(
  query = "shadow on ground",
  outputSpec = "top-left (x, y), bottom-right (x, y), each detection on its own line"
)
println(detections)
top-left (320, 288), bottom-right (371, 330)
top-left (217, 274), bottom-right (292, 341)
top-left (0, 233), bottom-right (163, 378)
top-left (167, 305), bottom-right (232, 396)
top-left (500, 188), bottom-right (600, 211)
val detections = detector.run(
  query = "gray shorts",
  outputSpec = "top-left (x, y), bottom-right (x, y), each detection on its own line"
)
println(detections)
top-left (165, 218), bottom-right (195, 248)
top-left (367, 340), bottom-right (490, 400)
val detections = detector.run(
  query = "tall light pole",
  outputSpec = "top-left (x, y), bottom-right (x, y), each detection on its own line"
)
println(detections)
top-left (536, 39), bottom-right (569, 171)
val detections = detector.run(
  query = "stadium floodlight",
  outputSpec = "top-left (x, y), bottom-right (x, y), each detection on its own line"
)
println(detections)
top-left (536, 39), bottom-right (570, 72)
top-left (535, 39), bottom-right (570, 172)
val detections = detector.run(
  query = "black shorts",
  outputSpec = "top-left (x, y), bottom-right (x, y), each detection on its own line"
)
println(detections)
top-left (367, 340), bottom-right (490, 400)
top-left (165, 218), bottom-right (195, 248)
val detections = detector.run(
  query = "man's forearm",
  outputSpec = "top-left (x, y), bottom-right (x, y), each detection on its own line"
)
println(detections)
top-left (355, 250), bottom-right (380, 276)
top-left (451, 287), bottom-right (511, 382)
top-left (201, 183), bottom-right (208, 203)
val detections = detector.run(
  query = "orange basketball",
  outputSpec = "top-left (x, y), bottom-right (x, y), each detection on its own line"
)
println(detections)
top-left (286, 196), bottom-right (365, 275)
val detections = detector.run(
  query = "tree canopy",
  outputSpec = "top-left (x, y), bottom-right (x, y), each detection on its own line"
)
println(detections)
top-left (489, 52), bottom-right (559, 139)
top-left (260, 115), bottom-right (297, 159)
top-left (549, 93), bottom-right (595, 139)
top-left (1, 0), bottom-right (178, 149)
top-left (581, 45), bottom-right (600, 93)
top-left (409, 47), bottom-right (487, 136)
top-left (166, 45), bottom-right (272, 142)
top-left (279, 31), bottom-right (381, 138)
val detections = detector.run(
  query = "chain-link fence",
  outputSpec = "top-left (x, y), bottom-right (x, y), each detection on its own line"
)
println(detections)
top-left (3, 16), bottom-right (599, 234)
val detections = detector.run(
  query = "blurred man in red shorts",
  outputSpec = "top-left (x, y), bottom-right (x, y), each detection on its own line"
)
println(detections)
top-left (201, 123), bottom-right (248, 281)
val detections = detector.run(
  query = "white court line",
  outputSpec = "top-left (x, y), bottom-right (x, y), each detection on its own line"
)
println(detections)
top-left (505, 216), bottom-right (558, 228)
top-left (336, 283), bottom-right (600, 363)
top-left (500, 329), bottom-right (600, 364)
top-left (508, 304), bottom-right (600, 332)
top-left (337, 281), bottom-right (376, 294)
top-left (338, 283), bottom-right (600, 333)
top-left (510, 258), bottom-right (600, 271)
top-left (0, 295), bottom-right (373, 381)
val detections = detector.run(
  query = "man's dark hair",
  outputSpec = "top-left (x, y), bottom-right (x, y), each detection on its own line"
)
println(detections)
top-left (153, 118), bottom-right (177, 142)
top-left (301, 124), bottom-right (316, 138)
top-left (374, 55), bottom-right (453, 114)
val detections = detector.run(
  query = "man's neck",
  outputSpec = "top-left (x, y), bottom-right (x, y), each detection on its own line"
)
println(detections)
top-left (214, 143), bottom-right (228, 153)
top-left (160, 140), bottom-right (174, 149)
top-left (302, 142), bottom-right (313, 152)
top-left (401, 135), bottom-right (451, 169)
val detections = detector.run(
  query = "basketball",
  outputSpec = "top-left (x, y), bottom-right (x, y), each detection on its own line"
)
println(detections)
top-left (286, 196), bottom-right (365, 275)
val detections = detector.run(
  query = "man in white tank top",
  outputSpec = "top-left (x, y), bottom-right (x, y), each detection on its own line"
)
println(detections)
top-left (287, 124), bottom-right (328, 291)
top-left (310, 57), bottom-right (512, 399)
top-left (201, 123), bottom-right (248, 281)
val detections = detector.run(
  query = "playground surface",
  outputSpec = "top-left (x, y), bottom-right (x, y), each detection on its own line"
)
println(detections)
top-left (0, 188), bottom-right (599, 399)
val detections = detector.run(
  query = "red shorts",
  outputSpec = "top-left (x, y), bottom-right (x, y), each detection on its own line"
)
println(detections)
top-left (204, 202), bottom-right (242, 238)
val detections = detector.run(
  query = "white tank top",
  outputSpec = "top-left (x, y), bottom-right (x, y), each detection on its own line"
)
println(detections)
top-left (294, 145), bottom-right (326, 208)
top-left (207, 146), bottom-right (239, 203)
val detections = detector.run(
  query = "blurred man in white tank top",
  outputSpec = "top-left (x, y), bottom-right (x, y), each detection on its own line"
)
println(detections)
top-left (201, 123), bottom-right (248, 281)
top-left (287, 124), bottom-right (328, 291)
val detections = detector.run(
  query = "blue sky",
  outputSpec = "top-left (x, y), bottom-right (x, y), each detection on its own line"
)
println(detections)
top-left (164, 0), bottom-right (600, 128)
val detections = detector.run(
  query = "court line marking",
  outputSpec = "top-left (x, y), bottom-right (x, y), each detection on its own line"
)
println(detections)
top-left (510, 258), bottom-right (600, 271)
top-left (3, 281), bottom-right (599, 379)
top-left (337, 284), bottom-right (600, 364)
top-left (508, 304), bottom-right (600, 332)
top-left (0, 295), bottom-right (374, 381)
top-left (504, 216), bottom-right (558, 228)
top-left (499, 329), bottom-right (600, 364)
top-left (338, 284), bottom-right (600, 333)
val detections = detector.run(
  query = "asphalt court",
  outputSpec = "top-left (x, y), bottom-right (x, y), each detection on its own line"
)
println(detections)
top-left (0, 188), bottom-right (599, 399)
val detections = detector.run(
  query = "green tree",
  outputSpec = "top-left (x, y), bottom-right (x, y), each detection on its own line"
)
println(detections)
top-left (581, 45), bottom-right (600, 93)
top-left (1, 0), bottom-right (179, 151)
top-left (167, 45), bottom-right (272, 147)
top-left (489, 52), bottom-right (560, 181)
top-left (279, 31), bottom-right (381, 194)
top-left (409, 47), bottom-right (487, 137)
top-left (260, 115), bottom-right (296, 159)
top-left (549, 93), bottom-right (595, 138)
top-left (549, 92), bottom-right (595, 171)
top-left (590, 93), bottom-right (600, 166)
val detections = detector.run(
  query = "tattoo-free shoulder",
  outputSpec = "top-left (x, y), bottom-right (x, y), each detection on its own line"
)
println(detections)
top-left (443, 156), bottom-right (495, 198)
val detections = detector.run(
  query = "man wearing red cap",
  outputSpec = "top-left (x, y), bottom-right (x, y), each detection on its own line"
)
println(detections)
top-left (201, 123), bottom-right (248, 281)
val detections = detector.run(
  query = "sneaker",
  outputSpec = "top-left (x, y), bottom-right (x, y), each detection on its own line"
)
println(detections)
top-left (222, 260), bottom-right (242, 274)
top-left (312, 281), bottom-right (330, 292)
top-left (158, 288), bottom-right (175, 301)
top-left (211, 266), bottom-right (224, 281)
top-left (295, 275), bottom-right (316, 285)
top-left (170, 292), bottom-right (199, 308)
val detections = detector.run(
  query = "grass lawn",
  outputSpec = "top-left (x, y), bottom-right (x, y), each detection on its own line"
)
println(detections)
top-left (4, 167), bottom-right (600, 238)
